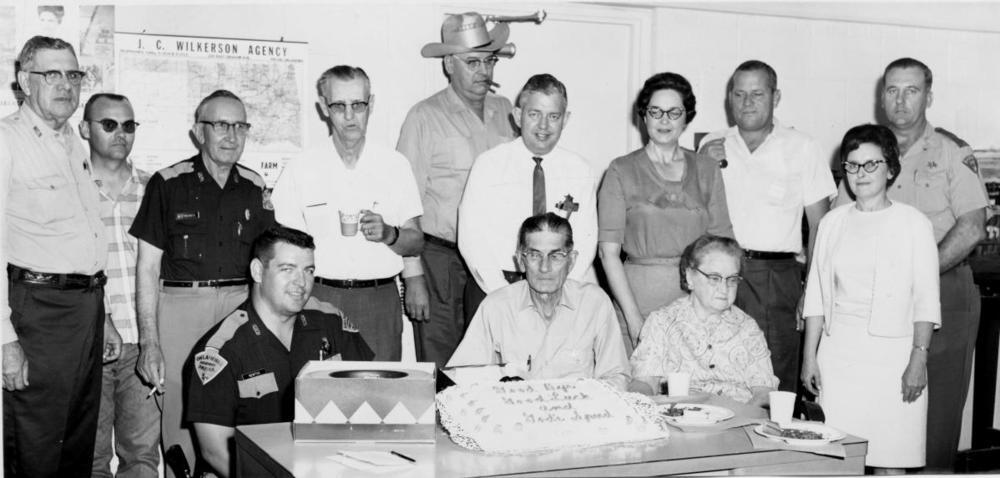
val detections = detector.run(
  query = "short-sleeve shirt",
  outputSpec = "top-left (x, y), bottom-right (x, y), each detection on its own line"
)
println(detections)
top-left (2, 104), bottom-right (107, 275)
top-left (598, 147), bottom-right (732, 259)
top-left (129, 155), bottom-right (275, 281)
top-left (703, 121), bottom-right (836, 253)
top-left (630, 295), bottom-right (779, 403)
top-left (396, 85), bottom-right (514, 242)
top-left (833, 122), bottom-right (988, 243)
top-left (186, 300), bottom-right (374, 427)
top-left (271, 142), bottom-right (423, 280)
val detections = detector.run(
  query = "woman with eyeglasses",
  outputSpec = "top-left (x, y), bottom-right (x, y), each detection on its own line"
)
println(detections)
top-left (801, 124), bottom-right (938, 472)
top-left (598, 72), bottom-right (733, 354)
top-left (630, 235), bottom-right (778, 405)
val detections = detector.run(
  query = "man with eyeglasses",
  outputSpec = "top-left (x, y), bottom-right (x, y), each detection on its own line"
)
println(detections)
top-left (129, 89), bottom-right (275, 476)
top-left (79, 93), bottom-right (162, 477)
top-left (459, 74), bottom-right (598, 316)
top-left (699, 60), bottom-right (835, 394)
top-left (397, 12), bottom-right (517, 368)
top-left (271, 66), bottom-right (423, 361)
top-left (832, 58), bottom-right (987, 472)
top-left (448, 213), bottom-right (629, 391)
top-left (1, 35), bottom-right (112, 476)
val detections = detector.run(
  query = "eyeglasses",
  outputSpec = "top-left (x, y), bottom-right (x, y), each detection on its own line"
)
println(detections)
top-left (456, 55), bottom-right (499, 71)
top-left (326, 100), bottom-right (370, 115)
top-left (645, 106), bottom-right (685, 121)
top-left (842, 159), bottom-right (887, 174)
top-left (29, 70), bottom-right (86, 86)
top-left (88, 118), bottom-right (139, 134)
top-left (692, 266), bottom-right (743, 289)
top-left (520, 249), bottom-right (571, 266)
top-left (198, 120), bottom-right (252, 135)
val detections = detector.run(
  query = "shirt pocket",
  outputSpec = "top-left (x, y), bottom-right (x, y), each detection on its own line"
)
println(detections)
top-left (913, 168), bottom-right (950, 216)
top-left (168, 213), bottom-right (207, 261)
top-left (436, 136), bottom-right (477, 173)
top-left (302, 202), bottom-right (336, 238)
top-left (14, 174), bottom-right (76, 224)
top-left (549, 346), bottom-right (594, 378)
top-left (237, 372), bottom-right (279, 399)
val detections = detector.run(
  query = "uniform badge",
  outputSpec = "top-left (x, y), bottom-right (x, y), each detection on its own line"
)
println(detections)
top-left (555, 194), bottom-right (580, 220)
top-left (963, 154), bottom-right (980, 175)
top-left (262, 188), bottom-right (274, 211)
top-left (195, 348), bottom-right (228, 385)
top-left (342, 316), bottom-right (360, 333)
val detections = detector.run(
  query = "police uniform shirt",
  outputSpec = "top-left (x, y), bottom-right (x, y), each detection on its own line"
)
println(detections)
top-left (129, 155), bottom-right (276, 280)
top-left (186, 301), bottom-right (374, 427)
top-left (833, 122), bottom-right (988, 242)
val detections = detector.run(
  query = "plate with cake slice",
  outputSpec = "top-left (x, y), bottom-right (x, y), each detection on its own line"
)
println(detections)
top-left (754, 421), bottom-right (846, 447)
top-left (657, 403), bottom-right (735, 425)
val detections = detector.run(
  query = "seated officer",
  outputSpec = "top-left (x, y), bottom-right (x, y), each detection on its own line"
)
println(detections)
top-left (186, 226), bottom-right (373, 477)
top-left (448, 213), bottom-right (630, 391)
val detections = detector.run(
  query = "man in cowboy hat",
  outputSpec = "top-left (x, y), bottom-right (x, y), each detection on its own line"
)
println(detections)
top-left (397, 12), bottom-right (516, 368)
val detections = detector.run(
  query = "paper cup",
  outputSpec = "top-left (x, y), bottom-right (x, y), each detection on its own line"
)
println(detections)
top-left (339, 210), bottom-right (360, 236)
top-left (666, 372), bottom-right (690, 397)
top-left (769, 391), bottom-right (796, 427)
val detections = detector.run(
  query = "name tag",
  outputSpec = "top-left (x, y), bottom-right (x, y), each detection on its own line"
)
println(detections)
top-left (237, 371), bottom-right (279, 399)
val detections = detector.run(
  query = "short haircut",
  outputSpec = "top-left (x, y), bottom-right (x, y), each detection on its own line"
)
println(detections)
top-left (193, 89), bottom-right (244, 122)
top-left (517, 212), bottom-right (574, 251)
top-left (634, 72), bottom-right (697, 124)
top-left (728, 60), bottom-right (778, 93)
top-left (251, 226), bottom-right (316, 265)
top-left (316, 65), bottom-right (371, 97)
top-left (884, 57), bottom-right (933, 90)
top-left (83, 93), bottom-right (130, 120)
top-left (17, 35), bottom-right (75, 72)
top-left (516, 73), bottom-right (568, 108)
top-left (679, 235), bottom-right (743, 293)
top-left (839, 123), bottom-right (902, 188)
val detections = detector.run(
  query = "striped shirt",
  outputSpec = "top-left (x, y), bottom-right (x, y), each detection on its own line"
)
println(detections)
top-left (96, 162), bottom-right (150, 344)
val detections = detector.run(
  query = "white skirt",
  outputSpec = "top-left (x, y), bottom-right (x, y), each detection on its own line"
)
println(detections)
top-left (817, 313), bottom-right (927, 468)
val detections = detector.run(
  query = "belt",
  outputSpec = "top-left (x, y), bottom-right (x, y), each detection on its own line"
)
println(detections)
top-left (161, 279), bottom-right (248, 288)
top-left (502, 270), bottom-right (525, 284)
top-left (424, 234), bottom-right (457, 250)
top-left (625, 256), bottom-right (681, 266)
top-left (743, 250), bottom-right (797, 261)
top-left (8, 264), bottom-right (106, 290)
top-left (315, 276), bottom-right (396, 289)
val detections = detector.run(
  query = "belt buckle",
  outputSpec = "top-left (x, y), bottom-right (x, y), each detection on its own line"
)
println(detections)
top-left (343, 279), bottom-right (358, 288)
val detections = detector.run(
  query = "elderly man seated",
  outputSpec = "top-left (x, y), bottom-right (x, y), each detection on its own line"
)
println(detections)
top-left (447, 213), bottom-right (630, 390)
top-left (630, 235), bottom-right (778, 406)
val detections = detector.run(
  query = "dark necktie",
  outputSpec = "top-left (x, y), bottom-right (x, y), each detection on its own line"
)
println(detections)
top-left (532, 156), bottom-right (546, 215)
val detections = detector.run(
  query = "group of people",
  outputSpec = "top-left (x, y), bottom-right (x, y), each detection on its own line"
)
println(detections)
top-left (1, 9), bottom-right (987, 478)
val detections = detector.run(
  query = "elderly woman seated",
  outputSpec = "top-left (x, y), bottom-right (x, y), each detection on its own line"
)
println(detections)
top-left (629, 235), bottom-right (778, 406)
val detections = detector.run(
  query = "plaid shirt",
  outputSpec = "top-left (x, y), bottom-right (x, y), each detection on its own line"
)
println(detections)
top-left (96, 162), bottom-right (150, 344)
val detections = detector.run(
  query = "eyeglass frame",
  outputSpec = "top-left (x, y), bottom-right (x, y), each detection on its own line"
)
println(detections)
top-left (645, 106), bottom-right (685, 121)
top-left (28, 69), bottom-right (87, 86)
top-left (519, 249), bottom-right (572, 266)
top-left (87, 118), bottom-right (140, 134)
top-left (453, 54), bottom-right (500, 71)
top-left (842, 159), bottom-right (887, 174)
top-left (326, 98), bottom-right (371, 115)
top-left (691, 266), bottom-right (743, 289)
top-left (197, 120), bottom-right (252, 135)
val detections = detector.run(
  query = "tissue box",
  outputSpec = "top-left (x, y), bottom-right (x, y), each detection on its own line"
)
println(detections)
top-left (293, 361), bottom-right (436, 442)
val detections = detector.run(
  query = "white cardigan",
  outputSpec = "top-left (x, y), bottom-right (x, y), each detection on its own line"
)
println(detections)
top-left (803, 202), bottom-right (941, 337)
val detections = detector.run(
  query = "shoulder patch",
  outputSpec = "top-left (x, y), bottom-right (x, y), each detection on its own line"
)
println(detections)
top-left (934, 127), bottom-right (970, 148)
top-left (195, 347), bottom-right (228, 385)
top-left (206, 309), bottom-right (250, 350)
top-left (157, 160), bottom-right (196, 181)
top-left (963, 154), bottom-right (980, 175)
top-left (262, 188), bottom-right (273, 211)
top-left (236, 165), bottom-right (267, 188)
top-left (341, 316), bottom-right (360, 333)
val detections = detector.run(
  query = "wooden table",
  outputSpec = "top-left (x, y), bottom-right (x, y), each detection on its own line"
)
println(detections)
top-left (235, 397), bottom-right (867, 477)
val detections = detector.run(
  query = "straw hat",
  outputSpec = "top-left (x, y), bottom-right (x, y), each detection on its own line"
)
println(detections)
top-left (421, 12), bottom-right (514, 58)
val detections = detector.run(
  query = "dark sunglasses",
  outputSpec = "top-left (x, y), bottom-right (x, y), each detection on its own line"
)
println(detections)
top-left (89, 118), bottom-right (139, 134)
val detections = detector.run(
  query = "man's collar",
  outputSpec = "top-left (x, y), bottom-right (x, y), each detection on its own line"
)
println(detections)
top-left (517, 280), bottom-right (579, 313)
top-left (19, 103), bottom-right (72, 137)
top-left (444, 84), bottom-right (499, 119)
top-left (193, 154), bottom-right (238, 185)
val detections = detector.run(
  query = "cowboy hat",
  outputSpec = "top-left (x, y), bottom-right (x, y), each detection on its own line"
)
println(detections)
top-left (421, 12), bottom-right (514, 58)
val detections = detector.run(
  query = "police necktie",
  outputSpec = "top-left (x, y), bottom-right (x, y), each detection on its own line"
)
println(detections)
top-left (532, 156), bottom-right (546, 215)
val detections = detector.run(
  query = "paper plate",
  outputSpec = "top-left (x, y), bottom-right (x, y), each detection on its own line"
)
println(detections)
top-left (658, 403), bottom-right (734, 425)
top-left (754, 422), bottom-right (846, 446)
